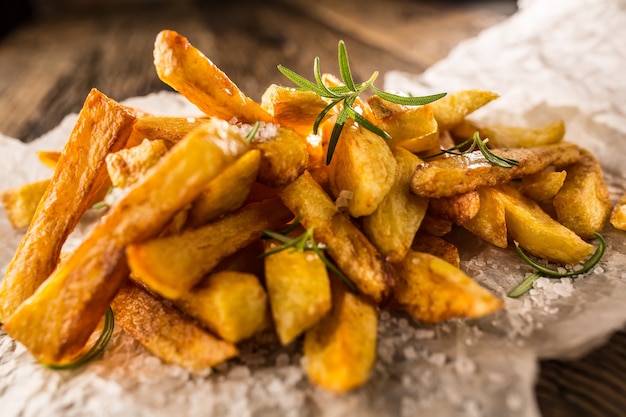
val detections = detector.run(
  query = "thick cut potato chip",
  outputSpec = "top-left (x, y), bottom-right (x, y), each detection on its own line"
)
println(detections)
top-left (3, 119), bottom-right (249, 364)
top-left (480, 120), bottom-right (565, 148)
top-left (0, 89), bottom-right (135, 322)
top-left (427, 191), bottom-right (480, 226)
top-left (263, 238), bottom-right (332, 346)
top-left (304, 277), bottom-right (377, 393)
top-left (392, 251), bottom-right (502, 323)
top-left (186, 149), bottom-right (261, 228)
top-left (610, 191), bottom-right (626, 231)
top-left (127, 116), bottom-right (207, 149)
top-left (553, 149), bottom-right (612, 238)
top-left (173, 271), bottom-right (270, 344)
top-left (106, 138), bottom-right (169, 188)
top-left (127, 198), bottom-right (293, 300)
top-left (498, 184), bottom-right (594, 264)
top-left (362, 148), bottom-right (428, 263)
top-left (328, 121), bottom-right (396, 217)
top-left (279, 171), bottom-right (393, 304)
top-left (112, 280), bottom-right (238, 371)
top-left (519, 169), bottom-right (567, 204)
top-left (261, 84), bottom-right (330, 137)
top-left (411, 142), bottom-right (581, 198)
top-left (418, 215), bottom-right (453, 237)
top-left (430, 89), bottom-right (499, 131)
top-left (411, 233), bottom-right (460, 268)
top-left (154, 30), bottom-right (273, 124)
top-left (0, 179), bottom-right (50, 229)
top-left (463, 187), bottom-right (508, 248)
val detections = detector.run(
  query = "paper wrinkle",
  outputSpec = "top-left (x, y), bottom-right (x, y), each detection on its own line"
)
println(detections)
top-left (2, 0), bottom-right (626, 415)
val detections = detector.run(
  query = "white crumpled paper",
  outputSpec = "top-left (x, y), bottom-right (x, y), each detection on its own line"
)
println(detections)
top-left (1, 0), bottom-right (626, 416)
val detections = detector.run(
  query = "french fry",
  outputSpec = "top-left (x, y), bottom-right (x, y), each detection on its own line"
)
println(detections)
top-left (186, 149), bottom-right (261, 228)
top-left (392, 251), bottom-right (503, 323)
top-left (411, 232), bottom-right (461, 268)
top-left (498, 184), bottom-right (594, 264)
top-left (105, 139), bottom-right (169, 188)
top-left (127, 116), bottom-right (207, 149)
top-left (362, 147), bottom-right (428, 263)
top-left (0, 89), bottom-right (135, 322)
top-left (480, 120), bottom-right (565, 148)
top-left (427, 191), bottom-right (480, 226)
top-left (418, 215), bottom-right (453, 237)
top-left (328, 120), bottom-right (397, 217)
top-left (430, 89), bottom-right (499, 131)
top-left (0, 179), bottom-right (50, 229)
top-left (278, 171), bottom-right (393, 304)
top-left (3, 119), bottom-right (249, 364)
top-left (261, 84), bottom-right (331, 137)
top-left (250, 125), bottom-right (309, 188)
top-left (153, 29), bottom-right (273, 124)
top-left (112, 280), bottom-right (238, 371)
top-left (127, 198), bottom-right (293, 300)
top-left (519, 169), bottom-right (567, 204)
top-left (36, 151), bottom-right (61, 169)
top-left (173, 270), bottom-right (270, 344)
top-left (610, 191), bottom-right (626, 231)
top-left (552, 149), bottom-right (612, 238)
top-left (303, 277), bottom-right (377, 393)
top-left (411, 142), bottom-right (581, 198)
top-left (263, 237), bottom-right (332, 346)
top-left (463, 187), bottom-right (508, 248)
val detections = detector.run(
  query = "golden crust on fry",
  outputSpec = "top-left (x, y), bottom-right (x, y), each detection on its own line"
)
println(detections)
top-left (112, 280), bottom-right (238, 371)
top-left (427, 191), bottom-right (480, 226)
top-left (411, 142), bottom-right (581, 198)
top-left (0, 179), bottom-right (50, 229)
top-left (154, 30), bottom-right (273, 124)
top-left (0, 89), bottom-right (135, 322)
top-left (610, 192), bottom-right (626, 231)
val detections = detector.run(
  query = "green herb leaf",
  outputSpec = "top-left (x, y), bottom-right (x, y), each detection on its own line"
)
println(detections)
top-left (508, 232), bottom-right (606, 298)
top-left (245, 121), bottom-right (261, 142)
top-left (424, 131), bottom-right (519, 168)
top-left (277, 40), bottom-right (446, 164)
top-left (260, 218), bottom-right (357, 292)
top-left (45, 307), bottom-right (115, 370)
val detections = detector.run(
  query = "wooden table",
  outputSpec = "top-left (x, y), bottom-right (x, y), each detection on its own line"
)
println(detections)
top-left (0, 1), bottom-right (624, 415)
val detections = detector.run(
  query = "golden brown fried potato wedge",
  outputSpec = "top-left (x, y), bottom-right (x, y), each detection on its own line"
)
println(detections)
top-left (610, 192), bottom-right (626, 231)
top-left (106, 139), bottom-right (169, 188)
top-left (553, 149), bottom-right (612, 238)
top-left (519, 169), bottom-right (567, 204)
top-left (127, 198), bottom-right (293, 300)
top-left (263, 238), bottom-right (332, 346)
top-left (112, 280), bottom-right (238, 371)
top-left (0, 179), bottom-right (50, 229)
top-left (362, 148), bottom-right (428, 263)
top-left (3, 119), bottom-right (249, 364)
top-left (186, 149), bottom-right (261, 228)
top-left (462, 187), bottom-right (508, 248)
top-left (392, 251), bottom-right (502, 323)
top-left (250, 124), bottom-right (309, 188)
top-left (173, 270), bottom-right (270, 344)
top-left (261, 84), bottom-right (330, 137)
top-left (154, 29), bottom-right (273, 123)
top-left (480, 119), bottom-right (565, 149)
top-left (279, 171), bottom-right (393, 304)
top-left (127, 116), bottom-right (207, 149)
top-left (304, 277), bottom-right (377, 393)
top-left (411, 233), bottom-right (460, 268)
top-left (328, 121), bottom-right (397, 217)
top-left (430, 89), bottom-right (499, 131)
top-left (418, 215), bottom-right (453, 237)
top-left (0, 89), bottom-right (135, 321)
top-left (498, 184), bottom-right (594, 264)
top-left (411, 142), bottom-right (581, 198)
top-left (36, 151), bottom-right (61, 169)
top-left (427, 191), bottom-right (480, 226)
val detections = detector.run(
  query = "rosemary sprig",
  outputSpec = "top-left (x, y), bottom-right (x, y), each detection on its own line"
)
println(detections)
top-left (45, 307), bottom-right (115, 370)
top-left (424, 131), bottom-right (519, 168)
top-left (278, 40), bottom-right (446, 164)
top-left (508, 232), bottom-right (606, 298)
top-left (245, 121), bottom-right (261, 142)
top-left (261, 221), bottom-right (357, 293)
top-left (91, 186), bottom-right (116, 210)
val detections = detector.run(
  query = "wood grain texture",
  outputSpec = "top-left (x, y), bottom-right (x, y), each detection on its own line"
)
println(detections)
top-left (1, 1), bottom-right (625, 416)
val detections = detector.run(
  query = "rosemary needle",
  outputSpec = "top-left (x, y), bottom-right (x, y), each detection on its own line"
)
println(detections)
top-left (424, 131), bottom-right (519, 168)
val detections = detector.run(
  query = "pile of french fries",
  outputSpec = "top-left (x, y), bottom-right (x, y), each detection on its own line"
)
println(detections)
top-left (0, 29), bottom-right (623, 393)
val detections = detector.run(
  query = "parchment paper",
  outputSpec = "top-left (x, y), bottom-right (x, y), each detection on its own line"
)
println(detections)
top-left (1, 0), bottom-right (626, 416)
